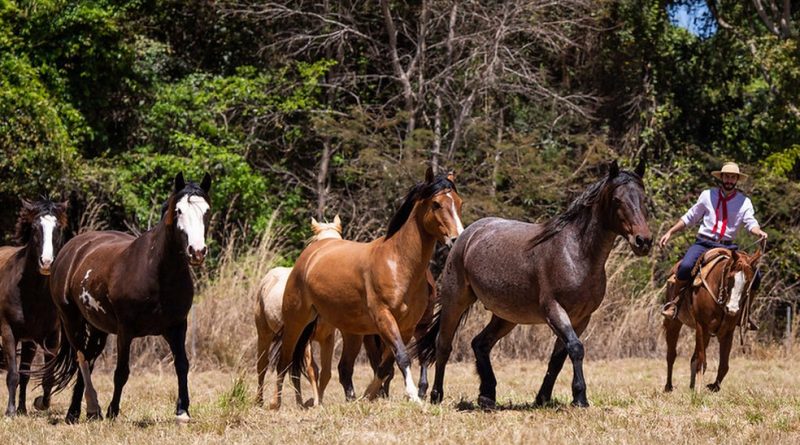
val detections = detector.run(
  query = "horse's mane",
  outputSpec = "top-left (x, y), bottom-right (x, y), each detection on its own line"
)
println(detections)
top-left (160, 183), bottom-right (210, 221)
top-left (13, 200), bottom-right (64, 245)
top-left (386, 174), bottom-right (457, 240)
top-left (527, 170), bottom-right (643, 250)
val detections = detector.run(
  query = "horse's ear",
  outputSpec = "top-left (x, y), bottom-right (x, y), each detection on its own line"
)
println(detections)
top-left (57, 200), bottom-right (69, 226)
top-left (173, 172), bottom-right (186, 193)
top-left (447, 170), bottom-right (456, 183)
top-left (200, 172), bottom-right (212, 194)
top-left (333, 214), bottom-right (341, 228)
top-left (311, 217), bottom-right (320, 231)
top-left (20, 197), bottom-right (34, 211)
top-left (635, 157), bottom-right (646, 178)
top-left (425, 166), bottom-right (434, 183)
top-left (164, 197), bottom-right (176, 226)
top-left (608, 160), bottom-right (619, 179)
top-left (58, 200), bottom-right (69, 211)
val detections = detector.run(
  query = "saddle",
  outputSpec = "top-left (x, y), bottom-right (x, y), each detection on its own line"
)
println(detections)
top-left (669, 248), bottom-right (732, 305)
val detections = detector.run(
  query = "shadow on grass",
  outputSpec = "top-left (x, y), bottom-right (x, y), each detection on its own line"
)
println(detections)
top-left (454, 398), bottom-right (567, 412)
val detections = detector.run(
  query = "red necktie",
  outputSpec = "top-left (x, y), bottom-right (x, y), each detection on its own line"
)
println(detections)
top-left (712, 189), bottom-right (736, 240)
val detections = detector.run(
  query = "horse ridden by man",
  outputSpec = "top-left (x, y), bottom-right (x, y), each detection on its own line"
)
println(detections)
top-left (0, 199), bottom-right (68, 416)
top-left (659, 162), bottom-right (767, 392)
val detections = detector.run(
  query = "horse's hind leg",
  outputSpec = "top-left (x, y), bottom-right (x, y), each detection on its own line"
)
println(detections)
top-left (664, 318), bottom-right (682, 392)
top-left (472, 315), bottom-right (517, 409)
top-left (1, 325), bottom-right (19, 416)
top-left (107, 332), bottom-right (132, 419)
top-left (301, 342), bottom-right (319, 407)
top-left (34, 332), bottom-right (58, 411)
top-left (255, 326), bottom-right (274, 407)
top-left (272, 311), bottom-right (315, 410)
top-left (708, 331), bottom-right (733, 392)
top-left (338, 333), bottom-right (364, 401)
top-left (316, 329), bottom-right (335, 404)
top-left (16, 341), bottom-right (37, 415)
top-left (689, 324), bottom-right (711, 391)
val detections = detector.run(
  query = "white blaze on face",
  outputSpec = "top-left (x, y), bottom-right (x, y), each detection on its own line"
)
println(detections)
top-left (726, 271), bottom-right (746, 315)
top-left (39, 215), bottom-right (57, 266)
top-left (446, 192), bottom-right (464, 236)
top-left (176, 195), bottom-right (210, 254)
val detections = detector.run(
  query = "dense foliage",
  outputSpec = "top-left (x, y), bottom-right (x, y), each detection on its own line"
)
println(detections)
top-left (0, 1), bottom-right (798, 334)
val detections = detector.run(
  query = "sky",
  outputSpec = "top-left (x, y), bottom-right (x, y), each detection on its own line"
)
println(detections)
top-left (667, 1), bottom-right (717, 37)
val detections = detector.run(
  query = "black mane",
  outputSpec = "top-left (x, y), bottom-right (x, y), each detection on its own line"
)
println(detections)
top-left (160, 183), bottom-right (210, 220)
top-left (13, 199), bottom-right (63, 245)
top-left (527, 170), bottom-right (643, 250)
top-left (386, 174), bottom-right (457, 239)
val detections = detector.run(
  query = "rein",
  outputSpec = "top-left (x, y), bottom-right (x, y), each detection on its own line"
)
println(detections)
top-left (738, 238), bottom-right (767, 347)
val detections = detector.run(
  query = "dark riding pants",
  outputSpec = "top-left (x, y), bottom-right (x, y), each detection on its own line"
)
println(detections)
top-left (676, 238), bottom-right (761, 290)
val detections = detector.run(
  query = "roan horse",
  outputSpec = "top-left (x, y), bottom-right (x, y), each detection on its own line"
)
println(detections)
top-left (270, 168), bottom-right (463, 409)
top-left (45, 173), bottom-right (211, 423)
top-left (255, 216), bottom-right (343, 407)
top-left (416, 160), bottom-right (652, 408)
top-left (0, 199), bottom-right (68, 416)
top-left (664, 248), bottom-right (762, 393)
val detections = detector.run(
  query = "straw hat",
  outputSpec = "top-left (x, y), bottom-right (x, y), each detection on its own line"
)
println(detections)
top-left (711, 162), bottom-right (748, 180)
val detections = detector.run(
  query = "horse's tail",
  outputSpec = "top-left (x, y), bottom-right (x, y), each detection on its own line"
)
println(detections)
top-left (410, 303), bottom-right (472, 366)
top-left (291, 317), bottom-right (319, 379)
top-left (33, 326), bottom-right (79, 394)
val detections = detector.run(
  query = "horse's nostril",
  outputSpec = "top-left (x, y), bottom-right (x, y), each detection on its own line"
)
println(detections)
top-left (200, 246), bottom-right (208, 256)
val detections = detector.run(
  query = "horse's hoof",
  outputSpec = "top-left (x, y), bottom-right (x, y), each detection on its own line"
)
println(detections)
top-left (33, 396), bottom-right (50, 411)
top-left (477, 395), bottom-right (496, 410)
top-left (16, 406), bottom-right (27, 416)
top-left (65, 412), bottom-right (80, 424)
top-left (533, 395), bottom-right (549, 407)
top-left (86, 410), bottom-right (103, 421)
top-left (5, 408), bottom-right (16, 417)
top-left (268, 401), bottom-right (281, 411)
top-left (175, 411), bottom-right (191, 425)
top-left (303, 398), bottom-right (317, 408)
top-left (430, 390), bottom-right (443, 405)
top-left (570, 399), bottom-right (590, 408)
top-left (664, 384), bottom-right (673, 393)
top-left (706, 383), bottom-right (720, 392)
top-left (418, 390), bottom-right (427, 401)
top-left (106, 406), bottom-right (119, 420)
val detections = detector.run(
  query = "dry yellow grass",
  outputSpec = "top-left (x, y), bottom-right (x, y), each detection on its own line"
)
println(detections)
top-left (2, 357), bottom-right (800, 444)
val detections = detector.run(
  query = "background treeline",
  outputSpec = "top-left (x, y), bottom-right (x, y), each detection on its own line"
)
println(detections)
top-left (1, 0), bottom-right (799, 355)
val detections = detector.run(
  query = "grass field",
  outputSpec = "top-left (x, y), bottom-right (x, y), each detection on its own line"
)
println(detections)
top-left (2, 357), bottom-right (799, 444)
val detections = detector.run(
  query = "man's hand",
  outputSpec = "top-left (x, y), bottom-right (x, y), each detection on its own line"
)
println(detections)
top-left (751, 227), bottom-right (768, 240)
top-left (659, 231), bottom-right (672, 249)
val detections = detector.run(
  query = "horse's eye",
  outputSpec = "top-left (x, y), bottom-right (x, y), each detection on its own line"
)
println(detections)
top-left (176, 209), bottom-right (182, 215)
top-left (432, 202), bottom-right (442, 210)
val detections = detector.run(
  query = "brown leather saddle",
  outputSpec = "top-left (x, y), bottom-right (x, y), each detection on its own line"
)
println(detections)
top-left (668, 247), bottom-right (733, 305)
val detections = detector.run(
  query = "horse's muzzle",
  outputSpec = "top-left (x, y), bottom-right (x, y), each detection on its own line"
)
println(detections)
top-left (628, 234), bottom-right (652, 256)
top-left (188, 246), bottom-right (208, 266)
top-left (39, 259), bottom-right (52, 276)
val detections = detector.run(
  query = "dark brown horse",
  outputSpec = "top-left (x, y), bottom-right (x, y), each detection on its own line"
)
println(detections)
top-left (416, 160), bottom-right (651, 408)
top-left (46, 173), bottom-right (211, 423)
top-left (664, 248), bottom-right (762, 393)
top-left (0, 199), bottom-right (68, 416)
top-left (271, 168), bottom-right (463, 409)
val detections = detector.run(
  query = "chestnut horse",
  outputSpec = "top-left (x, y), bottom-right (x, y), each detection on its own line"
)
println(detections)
top-left (416, 160), bottom-right (652, 408)
top-left (664, 248), bottom-right (762, 393)
top-left (255, 216), bottom-right (342, 407)
top-left (0, 199), bottom-right (68, 416)
top-left (45, 173), bottom-right (211, 423)
top-left (270, 168), bottom-right (463, 409)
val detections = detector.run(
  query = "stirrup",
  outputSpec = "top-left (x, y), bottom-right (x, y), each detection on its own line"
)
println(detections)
top-left (661, 302), bottom-right (678, 319)
top-left (747, 318), bottom-right (759, 331)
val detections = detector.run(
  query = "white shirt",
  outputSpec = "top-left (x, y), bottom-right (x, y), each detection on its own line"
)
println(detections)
top-left (681, 188), bottom-right (759, 242)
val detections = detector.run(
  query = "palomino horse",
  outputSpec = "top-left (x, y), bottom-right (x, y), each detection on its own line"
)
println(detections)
top-left (46, 173), bottom-right (211, 423)
top-left (255, 216), bottom-right (342, 407)
top-left (0, 199), bottom-right (68, 416)
top-left (416, 160), bottom-right (652, 408)
top-left (664, 248), bottom-right (762, 393)
top-left (270, 168), bottom-right (463, 409)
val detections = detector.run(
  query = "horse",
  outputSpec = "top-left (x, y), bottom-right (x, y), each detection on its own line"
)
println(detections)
top-left (663, 248), bottom-right (762, 393)
top-left (254, 216), bottom-right (342, 407)
top-left (0, 198), bottom-right (68, 416)
top-left (45, 172), bottom-right (211, 423)
top-left (415, 160), bottom-right (652, 408)
top-left (270, 167), bottom-right (463, 409)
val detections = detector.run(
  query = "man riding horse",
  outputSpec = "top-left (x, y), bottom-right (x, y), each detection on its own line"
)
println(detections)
top-left (659, 162), bottom-right (767, 322)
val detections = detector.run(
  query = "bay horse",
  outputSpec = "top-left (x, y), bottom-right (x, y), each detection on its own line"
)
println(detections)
top-left (664, 248), bottom-right (762, 393)
top-left (46, 172), bottom-right (211, 423)
top-left (255, 216), bottom-right (342, 407)
top-left (416, 160), bottom-right (652, 408)
top-left (0, 199), bottom-right (68, 416)
top-left (270, 167), bottom-right (463, 409)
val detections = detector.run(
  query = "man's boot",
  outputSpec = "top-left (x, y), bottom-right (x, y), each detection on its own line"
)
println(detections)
top-left (661, 276), bottom-right (690, 319)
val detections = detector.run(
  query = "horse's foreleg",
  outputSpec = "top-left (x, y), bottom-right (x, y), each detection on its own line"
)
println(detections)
top-left (369, 308), bottom-right (418, 403)
top-left (417, 357), bottom-right (428, 400)
top-left (34, 332), bottom-right (58, 411)
top-left (16, 341), bottom-right (36, 415)
top-left (708, 331), bottom-right (733, 392)
top-left (542, 307), bottom-right (591, 407)
top-left (164, 321), bottom-right (190, 422)
top-left (664, 318), bottom-right (682, 393)
top-left (2, 326), bottom-right (19, 416)
top-left (472, 315), bottom-right (517, 408)
top-left (338, 333), bottom-right (363, 401)
top-left (107, 333), bottom-right (132, 419)
top-left (363, 335), bottom-right (392, 398)
top-left (429, 286), bottom-right (477, 405)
